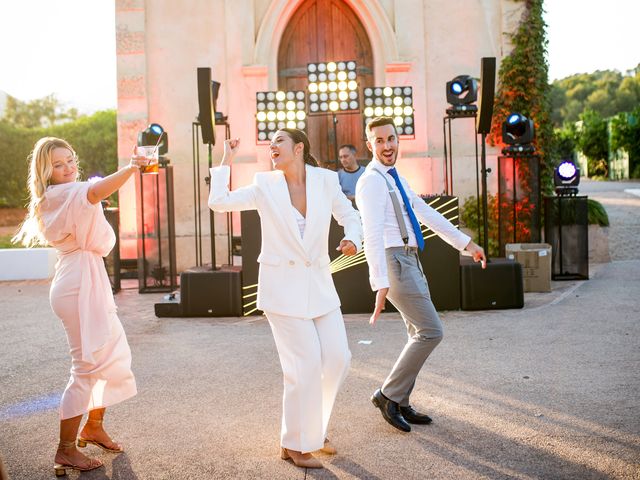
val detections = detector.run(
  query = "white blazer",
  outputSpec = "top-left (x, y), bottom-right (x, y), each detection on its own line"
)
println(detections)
top-left (208, 164), bottom-right (363, 318)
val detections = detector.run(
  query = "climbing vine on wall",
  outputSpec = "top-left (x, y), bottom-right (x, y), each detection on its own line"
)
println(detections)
top-left (488, 0), bottom-right (554, 194)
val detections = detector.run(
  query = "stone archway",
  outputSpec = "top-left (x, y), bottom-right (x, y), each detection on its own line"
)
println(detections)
top-left (276, 0), bottom-right (374, 165)
top-left (254, 0), bottom-right (398, 88)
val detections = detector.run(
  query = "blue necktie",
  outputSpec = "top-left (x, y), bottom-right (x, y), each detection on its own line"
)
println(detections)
top-left (387, 168), bottom-right (425, 250)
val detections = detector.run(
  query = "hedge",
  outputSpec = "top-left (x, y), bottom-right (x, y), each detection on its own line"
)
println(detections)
top-left (0, 110), bottom-right (117, 208)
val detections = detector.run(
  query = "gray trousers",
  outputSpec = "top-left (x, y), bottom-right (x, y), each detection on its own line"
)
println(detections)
top-left (381, 247), bottom-right (443, 406)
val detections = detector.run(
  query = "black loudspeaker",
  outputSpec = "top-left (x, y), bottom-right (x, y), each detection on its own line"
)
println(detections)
top-left (240, 197), bottom-right (462, 315)
top-left (476, 57), bottom-right (496, 135)
top-left (155, 301), bottom-right (182, 317)
top-left (460, 257), bottom-right (524, 310)
top-left (179, 266), bottom-right (243, 316)
top-left (197, 67), bottom-right (216, 145)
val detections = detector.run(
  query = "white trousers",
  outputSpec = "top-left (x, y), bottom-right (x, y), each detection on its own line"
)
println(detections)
top-left (265, 308), bottom-right (351, 453)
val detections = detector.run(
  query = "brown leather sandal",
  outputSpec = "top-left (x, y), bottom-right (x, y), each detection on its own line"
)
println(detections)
top-left (54, 440), bottom-right (103, 477)
top-left (319, 438), bottom-right (337, 455)
top-left (280, 447), bottom-right (323, 469)
top-left (77, 418), bottom-right (124, 453)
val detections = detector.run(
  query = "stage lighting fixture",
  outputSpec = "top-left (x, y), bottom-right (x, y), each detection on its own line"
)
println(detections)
top-left (363, 86), bottom-right (415, 137)
top-left (211, 80), bottom-right (228, 125)
top-left (138, 123), bottom-right (168, 155)
top-left (307, 61), bottom-right (359, 113)
top-left (502, 113), bottom-right (535, 153)
top-left (446, 75), bottom-right (478, 112)
top-left (255, 90), bottom-right (307, 142)
top-left (554, 159), bottom-right (580, 196)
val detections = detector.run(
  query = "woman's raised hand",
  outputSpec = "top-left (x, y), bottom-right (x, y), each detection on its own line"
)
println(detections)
top-left (221, 138), bottom-right (241, 166)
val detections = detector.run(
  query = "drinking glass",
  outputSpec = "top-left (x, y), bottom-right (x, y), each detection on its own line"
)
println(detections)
top-left (135, 146), bottom-right (159, 174)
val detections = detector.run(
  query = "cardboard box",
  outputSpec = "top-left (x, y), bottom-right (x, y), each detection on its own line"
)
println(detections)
top-left (505, 243), bottom-right (552, 292)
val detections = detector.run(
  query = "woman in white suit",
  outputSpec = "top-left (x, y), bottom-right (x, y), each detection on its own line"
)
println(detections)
top-left (209, 129), bottom-right (362, 469)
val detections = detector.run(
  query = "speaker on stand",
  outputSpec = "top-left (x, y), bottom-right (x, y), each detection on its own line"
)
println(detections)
top-left (476, 56), bottom-right (496, 255)
top-left (460, 57), bottom-right (524, 311)
top-left (155, 67), bottom-right (242, 317)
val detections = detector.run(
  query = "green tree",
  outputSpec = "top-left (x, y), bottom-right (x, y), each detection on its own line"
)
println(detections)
top-left (551, 66), bottom-right (640, 125)
top-left (578, 109), bottom-right (609, 177)
top-left (553, 122), bottom-right (578, 160)
top-left (50, 110), bottom-right (118, 179)
top-left (0, 110), bottom-right (117, 208)
top-left (0, 121), bottom-right (35, 207)
top-left (610, 107), bottom-right (640, 178)
top-left (616, 75), bottom-right (640, 113)
top-left (3, 94), bottom-right (78, 129)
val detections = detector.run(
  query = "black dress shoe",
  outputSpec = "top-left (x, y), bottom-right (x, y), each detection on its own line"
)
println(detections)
top-left (370, 389), bottom-right (411, 432)
top-left (399, 406), bottom-right (433, 424)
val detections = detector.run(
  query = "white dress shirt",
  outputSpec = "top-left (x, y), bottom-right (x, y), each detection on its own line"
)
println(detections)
top-left (355, 160), bottom-right (471, 291)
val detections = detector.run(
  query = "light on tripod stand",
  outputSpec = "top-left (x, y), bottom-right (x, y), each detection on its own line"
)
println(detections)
top-left (446, 75), bottom-right (478, 114)
top-left (256, 90), bottom-right (307, 143)
top-left (363, 87), bottom-right (414, 137)
top-left (554, 160), bottom-right (580, 196)
top-left (138, 123), bottom-right (168, 155)
top-left (307, 61), bottom-right (359, 113)
top-left (502, 113), bottom-right (535, 154)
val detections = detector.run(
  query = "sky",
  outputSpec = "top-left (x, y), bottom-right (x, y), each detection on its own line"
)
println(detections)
top-left (0, 0), bottom-right (117, 113)
top-left (0, 0), bottom-right (638, 114)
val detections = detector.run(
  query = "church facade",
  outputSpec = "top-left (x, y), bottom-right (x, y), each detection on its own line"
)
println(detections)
top-left (115, 0), bottom-right (525, 269)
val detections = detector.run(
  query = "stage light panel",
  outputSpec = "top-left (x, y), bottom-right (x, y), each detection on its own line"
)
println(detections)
top-left (363, 86), bottom-right (415, 137)
top-left (307, 60), bottom-right (359, 113)
top-left (256, 90), bottom-right (307, 143)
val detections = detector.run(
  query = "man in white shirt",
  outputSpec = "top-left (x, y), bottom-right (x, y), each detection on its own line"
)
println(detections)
top-left (355, 117), bottom-right (486, 432)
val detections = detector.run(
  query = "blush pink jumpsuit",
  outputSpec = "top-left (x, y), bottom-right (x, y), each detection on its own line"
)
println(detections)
top-left (41, 182), bottom-right (136, 420)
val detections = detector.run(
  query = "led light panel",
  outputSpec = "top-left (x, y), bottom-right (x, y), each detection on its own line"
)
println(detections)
top-left (307, 61), bottom-right (359, 114)
top-left (363, 86), bottom-right (415, 137)
top-left (255, 90), bottom-right (307, 142)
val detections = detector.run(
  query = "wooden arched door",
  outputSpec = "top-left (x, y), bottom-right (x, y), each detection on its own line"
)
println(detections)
top-left (278, 0), bottom-right (373, 168)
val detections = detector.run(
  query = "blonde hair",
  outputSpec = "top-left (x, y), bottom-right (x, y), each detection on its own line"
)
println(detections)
top-left (12, 137), bottom-right (78, 247)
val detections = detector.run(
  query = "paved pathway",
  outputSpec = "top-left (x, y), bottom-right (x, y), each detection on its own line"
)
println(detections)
top-left (0, 180), bottom-right (638, 479)
top-left (581, 179), bottom-right (640, 261)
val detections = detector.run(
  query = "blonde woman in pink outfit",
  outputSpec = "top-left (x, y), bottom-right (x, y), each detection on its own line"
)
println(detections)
top-left (13, 137), bottom-right (146, 476)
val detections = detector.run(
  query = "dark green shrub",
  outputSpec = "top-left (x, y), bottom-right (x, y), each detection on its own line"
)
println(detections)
top-left (460, 195), bottom-right (500, 257)
top-left (0, 110), bottom-right (117, 208)
top-left (587, 198), bottom-right (609, 226)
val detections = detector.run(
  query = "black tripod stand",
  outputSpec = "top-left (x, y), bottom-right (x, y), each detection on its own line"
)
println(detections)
top-left (442, 109), bottom-right (481, 242)
top-left (154, 118), bottom-right (242, 317)
top-left (192, 119), bottom-right (231, 270)
top-left (479, 132), bottom-right (490, 257)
